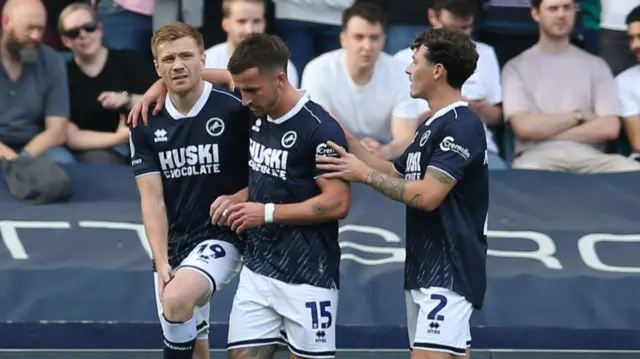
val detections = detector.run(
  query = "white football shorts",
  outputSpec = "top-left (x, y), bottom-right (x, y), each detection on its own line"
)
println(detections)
top-left (227, 267), bottom-right (338, 358)
top-left (154, 239), bottom-right (242, 340)
top-left (405, 286), bottom-right (473, 356)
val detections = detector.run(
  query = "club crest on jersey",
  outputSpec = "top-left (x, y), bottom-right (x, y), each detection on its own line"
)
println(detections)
top-left (419, 130), bottom-right (431, 147)
top-left (206, 118), bottom-right (225, 137)
top-left (249, 139), bottom-right (288, 180)
top-left (281, 131), bottom-right (297, 148)
top-left (158, 144), bottom-right (221, 178)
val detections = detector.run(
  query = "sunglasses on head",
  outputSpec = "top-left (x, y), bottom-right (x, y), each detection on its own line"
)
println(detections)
top-left (63, 21), bottom-right (98, 39)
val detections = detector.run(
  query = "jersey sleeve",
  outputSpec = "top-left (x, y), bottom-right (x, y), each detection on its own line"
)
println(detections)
top-left (129, 125), bottom-right (161, 177)
top-left (429, 119), bottom-right (485, 181)
top-left (392, 149), bottom-right (409, 177)
top-left (311, 118), bottom-right (349, 178)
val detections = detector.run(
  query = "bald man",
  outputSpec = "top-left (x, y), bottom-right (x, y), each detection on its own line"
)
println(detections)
top-left (0, 0), bottom-right (74, 164)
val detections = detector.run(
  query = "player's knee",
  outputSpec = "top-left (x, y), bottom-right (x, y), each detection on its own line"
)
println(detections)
top-left (162, 277), bottom-right (205, 322)
top-left (162, 288), bottom-right (195, 322)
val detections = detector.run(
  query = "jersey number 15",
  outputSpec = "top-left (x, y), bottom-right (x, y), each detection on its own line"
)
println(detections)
top-left (305, 301), bottom-right (332, 330)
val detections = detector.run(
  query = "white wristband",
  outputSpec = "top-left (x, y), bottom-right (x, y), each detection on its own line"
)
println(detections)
top-left (264, 203), bottom-right (275, 223)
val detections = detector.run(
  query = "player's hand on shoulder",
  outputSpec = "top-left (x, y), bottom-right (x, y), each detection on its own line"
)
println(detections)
top-left (226, 202), bottom-right (266, 233)
top-left (210, 193), bottom-right (247, 226)
top-left (316, 141), bottom-right (371, 183)
top-left (127, 79), bottom-right (168, 127)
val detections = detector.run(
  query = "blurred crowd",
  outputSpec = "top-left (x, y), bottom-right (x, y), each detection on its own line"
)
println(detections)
top-left (2, 0), bottom-right (640, 178)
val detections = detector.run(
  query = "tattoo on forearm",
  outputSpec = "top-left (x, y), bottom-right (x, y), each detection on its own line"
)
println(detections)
top-left (312, 203), bottom-right (326, 216)
top-left (426, 167), bottom-right (454, 185)
top-left (228, 344), bottom-right (278, 359)
top-left (408, 193), bottom-right (423, 208)
top-left (365, 170), bottom-right (408, 203)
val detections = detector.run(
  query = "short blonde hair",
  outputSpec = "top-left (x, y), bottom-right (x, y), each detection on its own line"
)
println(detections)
top-left (57, 2), bottom-right (97, 34)
top-left (151, 21), bottom-right (205, 59)
top-left (222, 0), bottom-right (264, 18)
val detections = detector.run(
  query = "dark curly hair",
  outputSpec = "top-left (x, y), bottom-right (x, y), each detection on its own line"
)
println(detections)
top-left (227, 33), bottom-right (289, 76)
top-left (411, 28), bottom-right (478, 89)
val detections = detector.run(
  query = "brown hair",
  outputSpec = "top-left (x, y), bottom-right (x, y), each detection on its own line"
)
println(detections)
top-left (222, 0), bottom-right (265, 18)
top-left (57, 2), bottom-right (97, 34)
top-left (227, 33), bottom-right (289, 75)
top-left (151, 21), bottom-right (205, 59)
top-left (411, 28), bottom-right (478, 89)
top-left (341, 2), bottom-right (387, 30)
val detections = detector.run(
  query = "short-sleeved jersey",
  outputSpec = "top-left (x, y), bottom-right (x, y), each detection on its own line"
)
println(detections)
top-left (130, 81), bottom-right (250, 268)
top-left (393, 101), bottom-right (489, 309)
top-left (244, 93), bottom-right (348, 289)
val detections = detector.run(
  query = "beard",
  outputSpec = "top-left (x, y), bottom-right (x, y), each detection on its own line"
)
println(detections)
top-left (5, 33), bottom-right (40, 64)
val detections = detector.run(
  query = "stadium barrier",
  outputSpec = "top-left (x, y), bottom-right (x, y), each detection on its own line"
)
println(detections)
top-left (1, 165), bottom-right (640, 355)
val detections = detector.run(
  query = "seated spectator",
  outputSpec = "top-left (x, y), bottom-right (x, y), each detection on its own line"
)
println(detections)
top-left (0, 0), bottom-right (72, 164)
top-left (205, 0), bottom-right (299, 87)
top-left (301, 2), bottom-right (427, 160)
top-left (616, 5), bottom-right (640, 156)
top-left (394, 0), bottom-right (506, 170)
top-left (273, 0), bottom-right (352, 73)
top-left (59, 2), bottom-right (153, 165)
top-left (502, 0), bottom-right (640, 173)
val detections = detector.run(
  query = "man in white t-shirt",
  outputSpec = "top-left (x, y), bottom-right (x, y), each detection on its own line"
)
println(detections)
top-left (204, 0), bottom-right (299, 87)
top-left (301, 2), bottom-right (427, 160)
top-left (394, 0), bottom-right (506, 169)
top-left (616, 5), bottom-right (640, 158)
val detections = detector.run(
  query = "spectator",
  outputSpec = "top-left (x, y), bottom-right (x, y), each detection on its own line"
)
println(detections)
top-left (205, 0), bottom-right (299, 87)
top-left (380, 0), bottom-right (431, 55)
top-left (616, 5), bottom-right (640, 156)
top-left (598, 0), bottom-right (640, 76)
top-left (93, 0), bottom-right (153, 62)
top-left (394, 0), bottom-right (506, 170)
top-left (301, 2), bottom-right (426, 160)
top-left (273, 0), bottom-right (353, 73)
top-left (0, 0), bottom-right (72, 164)
top-left (502, 0), bottom-right (640, 173)
top-left (478, 0), bottom-right (585, 67)
top-left (59, 2), bottom-right (152, 164)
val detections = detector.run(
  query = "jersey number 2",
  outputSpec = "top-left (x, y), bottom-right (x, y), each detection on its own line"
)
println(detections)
top-left (196, 243), bottom-right (226, 259)
top-left (305, 301), bottom-right (332, 329)
top-left (427, 294), bottom-right (447, 321)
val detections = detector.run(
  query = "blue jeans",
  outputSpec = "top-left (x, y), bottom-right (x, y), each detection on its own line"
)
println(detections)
top-left (385, 25), bottom-right (429, 55)
top-left (488, 151), bottom-right (508, 170)
top-left (112, 144), bottom-right (130, 158)
top-left (275, 20), bottom-right (341, 74)
top-left (43, 146), bottom-right (77, 164)
top-left (97, 0), bottom-right (153, 61)
top-left (43, 145), bottom-right (130, 165)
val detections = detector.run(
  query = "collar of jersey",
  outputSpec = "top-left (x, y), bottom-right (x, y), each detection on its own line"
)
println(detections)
top-left (164, 81), bottom-right (213, 120)
top-left (267, 90), bottom-right (310, 124)
top-left (424, 100), bottom-right (468, 126)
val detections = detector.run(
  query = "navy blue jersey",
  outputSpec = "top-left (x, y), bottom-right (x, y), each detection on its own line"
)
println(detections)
top-left (243, 94), bottom-right (347, 289)
top-left (393, 102), bottom-right (489, 309)
top-left (130, 82), bottom-right (250, 268)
